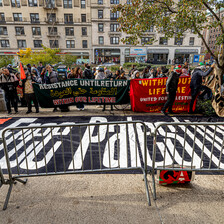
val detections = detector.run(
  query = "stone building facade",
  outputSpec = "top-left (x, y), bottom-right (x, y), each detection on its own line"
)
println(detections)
top-left (0, 0), bottom-right (202, 65)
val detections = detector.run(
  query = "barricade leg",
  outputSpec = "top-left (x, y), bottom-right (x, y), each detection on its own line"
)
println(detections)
top-left (143, 170), bottom-right (151, 206)
top-left (3, 183), bottom-right (13, 210)
top-left (151, 171), bottom-right (157, 200)
top-left (14, 178), bottom-right (28, 185)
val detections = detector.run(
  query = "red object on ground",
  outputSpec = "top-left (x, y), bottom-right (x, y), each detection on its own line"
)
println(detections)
top-left (20, 63), bottom-right (26, 80)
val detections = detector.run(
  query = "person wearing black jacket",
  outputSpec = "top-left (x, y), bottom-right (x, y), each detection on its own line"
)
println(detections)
top-left (189, 62), bottom-right (215, 113)
top-left (0, 68), bottom-right (19, 114)
top-left (83, 63), bottom-right (92, 79)
top-left (161, 66), bottom-right (182, 115)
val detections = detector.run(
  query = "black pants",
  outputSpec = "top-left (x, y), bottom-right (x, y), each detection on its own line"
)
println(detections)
top-left (5, 90), bottom-right (18, 113)
top-left (25, 93), bottom-right (39, 112)
top-left (190, 86), bottom-right (211, 112)
top-left (162, 91), bottom-right (176, 112)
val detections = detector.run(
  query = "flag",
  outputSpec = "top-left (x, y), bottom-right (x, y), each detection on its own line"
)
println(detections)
top-left (67, 67), bottom-right (70, 72)
top-left (20, 63), bottom-right (26, 80)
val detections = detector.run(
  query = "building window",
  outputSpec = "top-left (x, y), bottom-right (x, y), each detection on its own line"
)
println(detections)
top-left (11, 0), bottom-right (20, 7)
top-left (49, 40), bottom-right (59, 48)
top-left (66, 40), bottom-right (75, 48)
top-left (82, 40), bottom-right (87, 48)
top-left (0, 13), bottom-right (5, 22)
top-left (13, 13), bottom-right (22, 21)
top-left (15, 27), bottom-right (25, 35)
top-left (0, 0), bottom-right (2, 6)
top-left (17, 40), bottom-right (26, 48)
top-left (98, 10), bottom-right (103, 19)
top-left (63, 0), bottom-right (72, 8)
top-left (159, 37), bottom-right (167, 45)
top-left (28, 0), bottom-right (37, 6)
top-left (110, 23), bottom-right (119, 32)
top-left (81, 0), bottom-right (85, 8)
top-left (110, 37), bottom-right (119, 44)
top-left (82, 27), bottom-right (87, 36)
top-left (98, 0), bottom-right (103, 4)
top-left (99, 36), bottom-right (104, 44)
top-left (32, 27), bottom-right (41, 35)
top-left (98, 23), bottom-right (104, 32)
top-left (30, 13), bottom-right (39, 23)
top-left (34, 40), bottom-right (42, 48)
top-left (110, 0), bottom-right (119, 4)
top-left (0, 26), bottom-right (7, 35)
top-left (81, 14), bottom-right (86, 22)
top-left (189, 37), bottom-right (194, 46)
top-left (45, 0), bottom-right (55, 8)
top-left (110, 11), bottom-right (119, 20)
top-left (174, 37), bottom-right (183, 45)
top-left (148, 25), bottom-right (154, 32)
top-left (65, 27), bottom-right (74, 36)
top-left (47, 13), bottom-right (56, 23)
top-left (141, 37), bottom-right (152, 45)
top-left (48, 27), bottom-right (57, 35)
top-left (0, 40), bottom-right (10, 47)
top-left (64, 14), bottom-right (73, 24)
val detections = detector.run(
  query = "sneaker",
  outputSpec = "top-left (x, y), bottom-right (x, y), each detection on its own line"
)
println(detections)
top-left (96, 105), bottom-right (102, 108)
top-left (36, 110), bottom-right (39, 113)
top-left (161, 110), bottom-right (168, 116)
top-left (53, 108), bottom-right (58, 112)
top-left (77, 108), bottom-right (81, 111)
top-left (26, 110), bottom-right (32, 114)
top-left (81, 108), bottom-right (85, 111)
top-left (8, 111), bottom-right (12, 115)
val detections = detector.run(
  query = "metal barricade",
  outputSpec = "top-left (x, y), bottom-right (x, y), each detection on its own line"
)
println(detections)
top-left (0, 165), bottom-right (5, 188)
top-left (1, 120), bottom-right (151, 210)
top-left (151, 122), bottom-right (224, 200)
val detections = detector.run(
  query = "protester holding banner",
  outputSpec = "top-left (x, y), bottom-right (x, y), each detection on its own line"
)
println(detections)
top-left (161, 65), bottom-right (182, 115)
top-left (46, 64), bottom-right (58, 112)
top-left (189, 62), bottom-right (215, 113)
top-left (83, 63), bottom-right (93, 79)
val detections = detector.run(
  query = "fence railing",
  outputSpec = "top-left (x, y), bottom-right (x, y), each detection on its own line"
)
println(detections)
top-left (151, 122), bottom-right (224, 200)
top-left (0, 120), bottom-right (151, 210)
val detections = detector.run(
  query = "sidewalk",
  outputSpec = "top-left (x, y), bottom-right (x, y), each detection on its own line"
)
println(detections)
top-left (0, 107), bottom-right (223, 224)
top-left (0, 174), bottom-right (224, 224)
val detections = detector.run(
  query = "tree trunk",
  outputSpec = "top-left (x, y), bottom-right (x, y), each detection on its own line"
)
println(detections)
top-left (205, 46), bottom-right (224, 117)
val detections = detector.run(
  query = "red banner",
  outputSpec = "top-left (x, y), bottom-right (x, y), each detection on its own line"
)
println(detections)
top-left (130, 77), bottom-right (195, 113)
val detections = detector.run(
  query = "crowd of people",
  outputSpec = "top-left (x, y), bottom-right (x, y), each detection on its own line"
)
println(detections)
top-left (0, 61), bottom-right (218, 115)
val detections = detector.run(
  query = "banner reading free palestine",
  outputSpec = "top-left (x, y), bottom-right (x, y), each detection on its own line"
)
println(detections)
top-left (130, 77), bottom-right (195, 113)
top-left (33, 79), bottom-right (130, 108)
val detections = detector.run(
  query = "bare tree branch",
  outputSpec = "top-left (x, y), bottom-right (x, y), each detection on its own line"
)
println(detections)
top-left (202, 1), bottom-right (224, 33)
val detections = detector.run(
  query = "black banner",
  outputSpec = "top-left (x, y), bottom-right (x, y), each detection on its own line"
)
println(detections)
top-left (33, 79), bottom-right (130, 108)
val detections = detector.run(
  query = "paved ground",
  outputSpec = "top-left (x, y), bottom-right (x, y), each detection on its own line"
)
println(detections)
top-left (0, 107), bottom-right (224, 224)
top-left (0, 174), bottom-right (224, 224)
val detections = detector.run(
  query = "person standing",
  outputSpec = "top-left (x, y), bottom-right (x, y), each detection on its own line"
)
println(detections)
top-left (161, 66), bottom-right (182, 115)
top-left (189, 62), bottom-right (215, 113)
top-left (46, 64), bottom-right (58, 112)
top-left (83, 63), bottom-right (92, 79)
top-left (22, 68), bottom-right (40, 114)
top-left (0, 68), bottom-right (19, 114)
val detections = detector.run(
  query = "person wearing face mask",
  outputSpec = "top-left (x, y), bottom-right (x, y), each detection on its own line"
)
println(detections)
top-left (189, 62), bottom-right (215, 113)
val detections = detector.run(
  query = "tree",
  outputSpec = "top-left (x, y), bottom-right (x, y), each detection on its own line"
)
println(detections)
top-left (114, 0), bottom-right (224, 116)
top-left (60, 54), bottom-right (77, 68)
top-left (17, 46), bottom-right (61, 66)
top-left (0, 56), bottom-right (14, 68)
